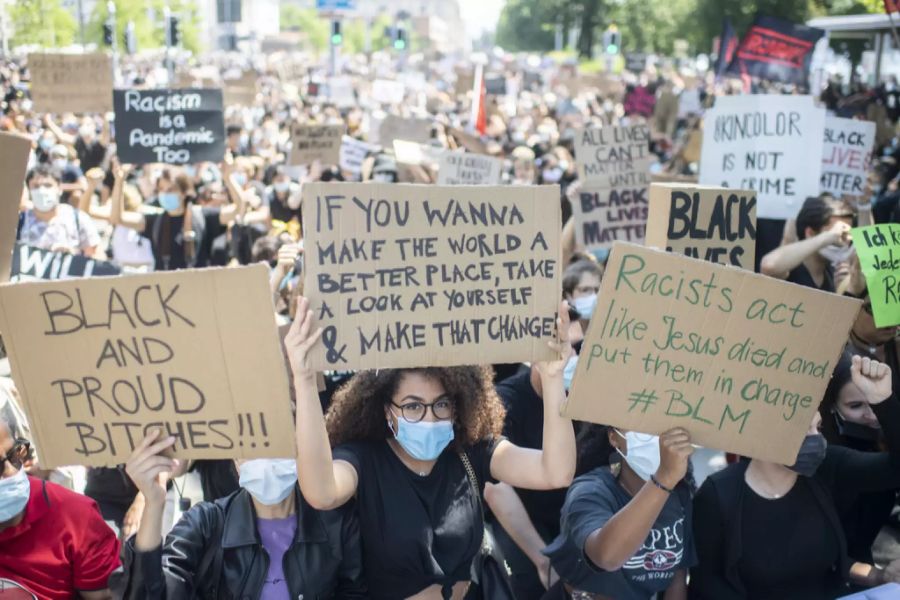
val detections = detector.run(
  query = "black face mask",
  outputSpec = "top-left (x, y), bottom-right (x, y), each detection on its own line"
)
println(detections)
top-left (834, 412), bottom-right (880, 443)
top-left (788, 434), bottom-right (828, 477)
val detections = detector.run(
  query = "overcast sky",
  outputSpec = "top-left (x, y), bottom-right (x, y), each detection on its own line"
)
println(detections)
top-left (458, 0), bottom-right (505, 39)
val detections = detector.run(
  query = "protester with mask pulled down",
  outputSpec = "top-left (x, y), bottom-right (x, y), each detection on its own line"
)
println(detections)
top-left (691, 357), bottom-right (900, 598)
top-left (119, 429), bottom-right (366, 598)
top-left (287, 296), bottom-right (576, 599)
top-left (542, 427), bottom-right (695, 600)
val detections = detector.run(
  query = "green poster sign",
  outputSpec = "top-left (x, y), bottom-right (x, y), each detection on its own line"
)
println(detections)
top-left (853, 224), bottom-right (900, 328)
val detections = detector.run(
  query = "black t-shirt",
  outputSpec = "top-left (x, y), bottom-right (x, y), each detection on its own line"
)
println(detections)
top-left (496, 368), bottom-right (568, 540)
top-left (738, 480), bottom-right (841, 599)
top-left (332, 438), bottom-right (502, 599)
top-left (267, 189), bottom-right (301, 224)
top-left (787, 262), bottom-right (835, 293)
top-left (84, 466), bottom-right (139, 507)
top-left (75, 138), bottom-right (106, 173)
top-left (544, 467), bottom-right (696, 600)
top-left (143, 205), bottom-right (225, 271)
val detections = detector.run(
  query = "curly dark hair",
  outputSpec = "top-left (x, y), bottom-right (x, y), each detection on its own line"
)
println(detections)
top-left (325, 366), bottom-right (505, 449)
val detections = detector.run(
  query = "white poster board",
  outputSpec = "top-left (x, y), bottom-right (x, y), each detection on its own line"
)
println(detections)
top-left (820, 116), bottom-right (876, 198)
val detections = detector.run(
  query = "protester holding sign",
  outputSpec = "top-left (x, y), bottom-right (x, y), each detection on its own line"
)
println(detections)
top-left (691, 357), bottom-right (900, 598)
top-left (287, 296), bottom-right (576, 599)
top-left (17, 163), bottom-right (100, 257)
top-left (760, 194), bottom-right (854, 292)
top-left (118, 429), bottom-right (366, 598)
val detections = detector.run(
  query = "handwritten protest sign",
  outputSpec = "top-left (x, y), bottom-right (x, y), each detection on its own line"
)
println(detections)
top-left (562, 243), bottom-right (860, 464)
top-left (379, 115), bottom-right (433, 147)
top-left (29, 53), bottom-right (113, 114)
top-left (340, 136), bottom-right (380, 177)
top-left (0, 265), bottom-right (295, 467)
top-left (223, 71), bottom-right (257, 107)
top-left (301, 183), bottom-right (561, 370)
top-left (573, 125), bottom-right (653, 250)
top-left (437, 153), bottom-right (503, 185)
top-left (289, 124), bottom-right (344, 166)
top-left (699, 94), bottom-right (825, 220)
top-left (0, 132), bottom-right (32, 283)
top-left (853, 224), bottom-right (900, 328)
top-left (821, 117), bottom-right (876, 198)
top-left (372, 79), bottom-right (406, 105)
top-left (645, 184), bottom-right (757, 269)
top-left (11, 243), bottom-right (121, 281)
top-left (114, 88), bottom-right (225, 165)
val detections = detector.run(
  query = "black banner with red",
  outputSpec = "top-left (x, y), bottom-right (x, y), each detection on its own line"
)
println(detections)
top-left (726, 15), bottom-right (824, 86)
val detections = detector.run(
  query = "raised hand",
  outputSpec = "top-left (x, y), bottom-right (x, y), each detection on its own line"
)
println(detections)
top-left (851, 355), bottom-right (892, 405)
top-left (535, 300), bottom-right (574, 380)
top-left (655, 427), bottom-right (694, 490)
top-left (284, 296), bottom-right (323, 382)
top-left (124, 429), bottom-right (179, 507)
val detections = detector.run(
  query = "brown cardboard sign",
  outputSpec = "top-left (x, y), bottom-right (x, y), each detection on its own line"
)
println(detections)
top-left (0, 132), bottom-right (32, 283)
top-left (645, 184), bottom-right (757, 269)
top-left (301, 183), bottom-right (562, 370)
top-left (29, 53), bottom-right (113, 114)
top-left (223, 71), bottom-right (258, 107)
top-left (289, 124), bottom-right (345, 166)
top-left (379, 115), bottom-right (433, 147)
top-left (437, 153), bottom-right (503, 185)
top-left (0, 265), bottom-right (295, 467)
top-left (562, 243), bottom-right (860, 464)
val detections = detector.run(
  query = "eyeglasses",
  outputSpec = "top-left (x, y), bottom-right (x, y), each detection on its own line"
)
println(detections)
top-left (0, 438), bottom-right (30, 474)
top-left (391, 398), bottom-right (453, 423)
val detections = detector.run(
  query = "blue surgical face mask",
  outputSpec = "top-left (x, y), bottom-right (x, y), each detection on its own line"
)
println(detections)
top-left (563, 355), bottom-right (578, 391)
top-left (38, 138), bottom-right (53, 151)
top-left (158, 192), bottom-right (181, 212)
top-left (0, 468), bottom-right (30, 522)
top-left (572, 293), bottom-right (598, 319)
top-left (390, 412), bottom-right (455, 461)
top-left (274, 181), bottom-right (290, 194)
top-left (238, 458), bottom-right (297, 505)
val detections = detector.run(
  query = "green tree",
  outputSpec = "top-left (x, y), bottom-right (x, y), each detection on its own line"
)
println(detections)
top-left (495, 0), bottom-right (559, 52)
top-left (9, 0), bottom-right (77, 48)
top-left (612, 0), bottom-right (696, 55)
top-left (281, 5), bottom-right (329, 52)
top-left (89, 0), bottom-right (202, 55)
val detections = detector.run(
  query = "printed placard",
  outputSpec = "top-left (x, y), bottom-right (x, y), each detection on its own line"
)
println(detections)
top-left (821, 117), bottom-right (876, 198)
top-left (11, 243), bottom-right (121, 281)
top-left (339, 136), bottom-right (380, 177)
top-left (301, 183), bottom-right (562, 370)
top-left (437, 153), bottom-right (503, 185)
top-left (562, 243), bottom-right (860, 464)
top-left (0, 265), bottom-right (295, 467)
top-left (699, 94), bottom-right (825, 220)
top-left (0, 132), bottom-right (32, 283)
top-left (645, 184), bottom-right (757, 269)
top-left (853, 224), bottom-right (900, 328)
top-left (289, 124), bottom-right (345, 166)
top-left (113, 88), bottom-right (226, 165)
top-left (29, 53), bottom-right (113, 114)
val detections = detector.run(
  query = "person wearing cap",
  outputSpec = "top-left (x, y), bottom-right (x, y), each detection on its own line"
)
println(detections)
top-left (760, 194), bottom-right (854, 293)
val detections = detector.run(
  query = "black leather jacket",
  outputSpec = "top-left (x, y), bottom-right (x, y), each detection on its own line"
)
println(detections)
top-left (117, 486), bottom-right (366, 599)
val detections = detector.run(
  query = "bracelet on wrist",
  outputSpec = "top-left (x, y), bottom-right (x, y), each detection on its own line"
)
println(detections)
top-left (650, 474), bottom-right (674, 493)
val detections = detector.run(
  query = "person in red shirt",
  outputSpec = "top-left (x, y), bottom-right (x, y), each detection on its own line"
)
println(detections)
top-left (0, 416), bottom-right (120, 599)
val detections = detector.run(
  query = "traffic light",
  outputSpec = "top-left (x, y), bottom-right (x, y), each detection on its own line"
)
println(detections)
top-left (124, 21), bottom-right (136, 54)
top-left (393, 28), bottom-right (406, 51)
top-left (331, 20), bottom-right (342, 46)
top-left (102, 23), bottom-right (114, 47)
top-left (168, 15), bottom-right (181, 47)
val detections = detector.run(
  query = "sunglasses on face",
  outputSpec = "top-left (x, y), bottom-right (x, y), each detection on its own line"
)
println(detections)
top-left (0, 438), bottom-right (30, 474)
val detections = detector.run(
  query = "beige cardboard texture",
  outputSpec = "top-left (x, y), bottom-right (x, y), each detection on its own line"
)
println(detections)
top-left (223, 72), bottom-right (257, 107)
top-left (571, 185), bottom-right (649, 250)
top-left (575, 124), bottom-right (653, 188)
top-left (0, 264), bottom-right (295, 467)
top-left (562, 243), bottom-right (860, 464)
top-left (301, 183), bottom-right (562, 370)
top-left (289, 124), bottom-right (345, 166)
top-left (437, 153), bottom-right (503, 185)
top-left (379, 115), bottom-right (433, 146)
top-left (29, 53), bottom-right (113, 114)
top-left (0, 133), bottom-right (32, 283)
top-left (645, 184), bottom-right (757, 269)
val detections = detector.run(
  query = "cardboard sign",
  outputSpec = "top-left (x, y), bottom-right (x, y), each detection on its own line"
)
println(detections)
top-left (223, 72), bottom-right (257, 106)
top-left (0, 133), bottom-right (32, 284)
top-left (29, 53), bottom-right (113, 114)
top-left (113, 88), bottom-right (226, 165)
top-left (645, 184), bottom-right (757, 269)
top-left (0, 265), bottom-right (295, 467)
top-left (853, 224), bottom-right (900, 327)
top-left (289, 124), bottom-right (344, 166)
top-left (437, 153), bottom-right (503, 185)
top-left (372, 79), bottom-right (406, 105)
top-left (699, 94), bottom-right (825, 220)
top-left (339, 136), bottom-right (380, 177)
top-left (573, 125), bottom-right (653, 251)
top-left (379, 115), bottom-right (433, 147)
top-left (11, 243), bottom-right (121, 281)
top-left (821, 117), bottom-right (876, 198)
top-left (393, 140), bottom-right (444, 168)
top-left (301, 183), bottom-right (562, 370)
top-left (562, 242), bottom-right (860, 464)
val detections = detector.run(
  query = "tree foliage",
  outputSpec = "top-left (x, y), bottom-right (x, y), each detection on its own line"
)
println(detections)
top-left (281, 7), bottom-right (393, 55)
top-left (9, 0), bottom-right (78, 48)
top-left (88, 0), bottom-right (203, 54)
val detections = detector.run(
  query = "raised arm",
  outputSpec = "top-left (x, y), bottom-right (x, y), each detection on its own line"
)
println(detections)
top-left (760, 220), bottom-right (850, 279)
top-left (489, 301), bottom-right (576, 490)
top-left (43, 114), bottom-right (75, 146)
top-left (109, 163), bottom-right (147, 232)
top-left (285, 297), bottom-right (358, 510)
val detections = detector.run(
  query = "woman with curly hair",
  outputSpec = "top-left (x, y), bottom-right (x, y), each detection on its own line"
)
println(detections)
top-left (286, 296), bottom-right (577, 600)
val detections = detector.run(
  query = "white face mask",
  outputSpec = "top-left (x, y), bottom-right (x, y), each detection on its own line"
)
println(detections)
top-left (373, 172), bottom-right (395, 183)
top-left (0, 468), bottom-right (30, 522)
top-left (572, 293), bottom-right (598, 319)
top-left (818, 244), bottom-right (854, 264)
top-left (614, 430), bottom-right (661, 481)
top-left (52, 158), bottom-right (68, 170)
top-left (238, 459), bottom-right (297, 506)
top-left (31, 187), bottom-right (60, 212)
